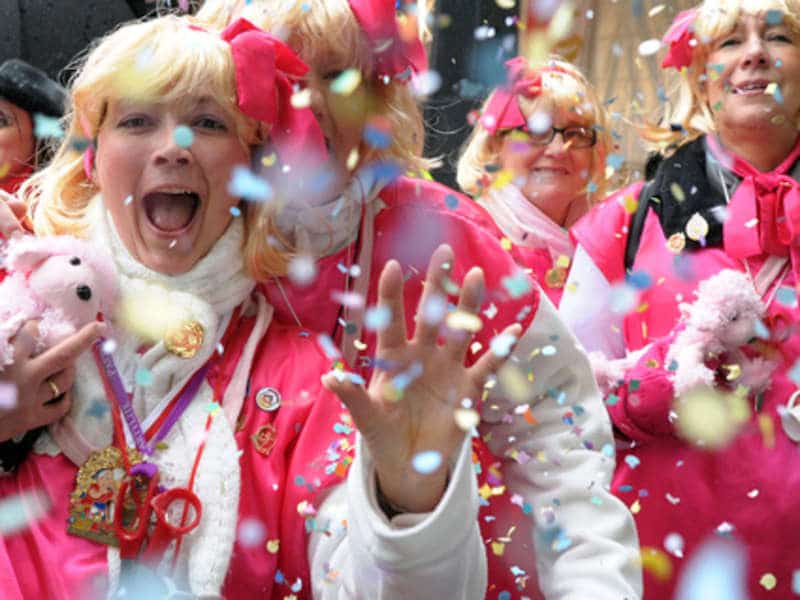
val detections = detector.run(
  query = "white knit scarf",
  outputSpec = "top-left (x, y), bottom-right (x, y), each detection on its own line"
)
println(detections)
top-left (479, 183), bottom-right (575, 261)
top-left (36, 198), bottom-right (272, 596)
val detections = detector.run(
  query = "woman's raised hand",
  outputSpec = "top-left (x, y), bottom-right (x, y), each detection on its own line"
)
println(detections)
top-left (323, 244), bottom-right (521, 513)
top-left (0, 321), bottom-right (105, 442)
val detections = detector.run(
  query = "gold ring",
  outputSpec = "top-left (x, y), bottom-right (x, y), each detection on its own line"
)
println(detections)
top-left (47, 379), bottom-right (60, 399)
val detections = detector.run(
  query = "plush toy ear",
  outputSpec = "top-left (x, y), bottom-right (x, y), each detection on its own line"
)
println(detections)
top-left (5, 236), bottom-right (53, 273)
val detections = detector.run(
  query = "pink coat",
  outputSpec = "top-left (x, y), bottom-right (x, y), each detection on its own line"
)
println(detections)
top-left (573, 182), bottom-right (800, 599)
top-left (262, 176), bottom-right (548, 597)
top-left (0, 312), bottom-right (354, 599)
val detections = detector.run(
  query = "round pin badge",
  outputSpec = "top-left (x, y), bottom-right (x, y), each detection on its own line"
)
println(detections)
top-left (255, 387), bottom-right (281, 412)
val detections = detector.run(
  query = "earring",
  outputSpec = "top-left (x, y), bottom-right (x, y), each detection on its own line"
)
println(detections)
top-left (83, 145), bottom-right (95, 180)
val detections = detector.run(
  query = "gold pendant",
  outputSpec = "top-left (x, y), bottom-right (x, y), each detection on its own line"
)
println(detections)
top-left (67, 446), bottom-right (142, 547)
top-left (252, 424), bottom-right (278, 456)
top-left (545, 267), bottom-right (567, 289)
top-left (164, 320), bottom-right (204, 358)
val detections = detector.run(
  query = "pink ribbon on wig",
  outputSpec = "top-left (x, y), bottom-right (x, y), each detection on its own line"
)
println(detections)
top-left (221, 18), bottom-right (327, 164)
top-left (348, 0), bottom-right (428, 78)
top-left (661, 9), bottom-right (698, 70)
top-left (709, 134), bottom-right (800, 281)
top-left (481, 57), bottom-right (570, 135)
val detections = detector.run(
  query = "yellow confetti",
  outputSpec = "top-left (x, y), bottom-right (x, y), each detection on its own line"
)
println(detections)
top-left (445, 310), bottom-right (483, 333)
top-left (623, 194), bottom-right (639, 214)
top-left (470, 341), bottom-right (483, 354)
top-left (759, 414), bottom-right (776, 449)
top-left (353, 339), bottom-right (367, 351)
top-left (330, 69), bottom-right (362, 95)
top-left (492, 169), bottom-right (515, 190)
top-left (346, 147), bottom-right (360, 171)
top-left (497, 363), bottom-right (534, 404)
top-left (765, 82), bottom-right (778, 96)
top-left (0, 162), bottom-right (10, 179)
top-left (454, 408), bottom-right (480, 431)
top-left (631, 499), bottom-right (641, 514)
top-left (723, 363), bottom-right (742, 381)
top-left (759, 573), bottom-right (777, 590)
top-left (500, 237), bottom-right (513, 251)
top-left (261, 153), bottom-right (277, 167)
top-left (648, 4), bottom-right (666, 16)
top-left (555, 255), bottom-right (571, 269)
top-left (674, 387), bottom-right (751, 449)
top-left (640, 547), bottom-right (673, 582)
top-left (491, 541), bottom-right (506, 556)
top-left (479, 483), bottom-right (493, 500)
top-left (670, 182), bottom-right (686, 202)
top-left (290, 89), bottom-right (311, 108)
top-left (266, 539), bottom-right (280, 553)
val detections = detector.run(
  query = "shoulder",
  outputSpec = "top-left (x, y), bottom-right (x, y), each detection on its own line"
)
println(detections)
top-left (570, 182), bottom-right (644, 283)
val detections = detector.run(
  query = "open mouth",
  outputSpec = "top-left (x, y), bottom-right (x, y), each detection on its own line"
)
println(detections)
top-left (532, 166), bottom-right (570, 175)
top-left (732, 81), bottom-right (770, 95)
top-left (143, 189), bottom-right (200, 233)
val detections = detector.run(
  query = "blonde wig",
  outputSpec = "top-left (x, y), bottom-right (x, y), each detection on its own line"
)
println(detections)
top-left (456, 56), bottom-right (611, 202)
top-left (197, 0), bottom-right (435, 174)
top-left (19, 15), bottom-right (296, 279)
top-left (646, 0), bottom-right (800, 151)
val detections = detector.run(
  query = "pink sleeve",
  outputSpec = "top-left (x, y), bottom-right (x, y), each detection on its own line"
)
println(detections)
top-left (570, 182), bottom-right (645, 284)
top-left (606, 336), bottom-right (678, 443)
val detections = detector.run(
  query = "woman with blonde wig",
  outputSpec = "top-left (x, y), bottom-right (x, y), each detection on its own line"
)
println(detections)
top-left (560, 0), bottom-right (800, 597)
top-left (197, 1), bottom-right (642, 598)
top-left (0, 13), bottom-right (516, 598)
top-left (457, 55), bottom-right (610, 305)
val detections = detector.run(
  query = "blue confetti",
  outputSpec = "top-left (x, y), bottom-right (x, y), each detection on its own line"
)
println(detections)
top-left (229, 206), bottom-right (242, 217)
top-left (498, 592), bottom-right (511, 600)
top-left (135, 368), bottom-right (153, 387)
top-left (609, 283), bottom-right (638, 314)
top-left (792, 569), bottom-right (800, 594)
top-left (365, 305), bottom-right (391, 331)
top-left (789, 360), bottom-right (800, 385)
top-left (317, 334), bottom-right (341, 360)
top-left (274, 570), bottom-right (285, 584)
top-left (606, 394), bottom-right (619, 406)
top-left (675, 538), bottom-right (747, 600)
top-left (626, 270), bottom-right (653, 290)
top-left (541, 345), bottom-right (557, 356)
top-left (522, 502), bottom-right (532, 514)
top-left (586, 181), bottom-right (599, 194)
top-left (606, 154), bottom-right (625, 170)
top-left (618, 485), bottom-right (634, 492)
top-left (502, 273), bottom-right (532, 299)
top-left (33, 114), bottom-right (63, 139)
top-left (362, 125), bottom-right (392, 149)
top-left (173, 125), bottom-right (193, 148)
top-left (369, 160), bottom-right (403, 183)
top-left (776, 286), bottom-right (797, 306)
top-left (333, 422), bottom-right (354, 434)
top-left (765, 9), bottom-right (784, 25)
top-left (601, 443), bottom-right (614, 458)
top-left (444, 194), bottom-right (459, 209)
top-left (624, 455), bottom-right (640, 469)
top-left (412, 450), bottom-right (442, 474)
top-left (753, 319), bottom-right (770, 340)
top-left (228, 166), bottom-right (273, 202)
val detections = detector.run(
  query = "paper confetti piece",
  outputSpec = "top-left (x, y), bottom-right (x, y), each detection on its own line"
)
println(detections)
top-left (664, 533), bottom-right (685, 558)
top-left (446, 310), bottom-right (483, 333)
top-left (638, 39), bottom-right (662, 56)
top-left (760, 573), bottom-right (777, 591)
top-left (228, 166), bottom-right (273, 202)
top-left (454, 408), bottom-right (480, 431)
top-left (330, 69), bottom-right (362, 95)
top-left (502, 273), bottom-right (532, 299)
top-left (173, 125), bottom-right (193, 148)
top-left (291, 89), bottom-right (311, 109)
top-left (686, 213), bottom-right (709, 241)
top-left (237, 517), bottom-right (266, 547)
top-left (135, 368), bottom-right (153, 387)
top-left (490, 332), bottom-right (517, 357)
top-left (0, 489), bottom-right (50, 535)
top-left (288, 255), bottom-right (317, 286)
top-left (364, 305), bottom-right (391, 331)
top-left (640, 547), bottom-right (673, 582)
top-left (675, 538), bottom-right (747, 600)
top-left (0, 382), bottom-right (18, 410)
top-left (412, 450), bottom-right (442, 474)
top-left (266, 539), bottom-right (280, 554)
top-left (33, 114), bottom-right (63, 138)
top-left (674, 387), bottom-right (750, 449)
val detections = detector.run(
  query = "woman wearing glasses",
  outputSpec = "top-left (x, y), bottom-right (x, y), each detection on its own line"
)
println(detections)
top-left (457, 56), bottom-right (610, 305)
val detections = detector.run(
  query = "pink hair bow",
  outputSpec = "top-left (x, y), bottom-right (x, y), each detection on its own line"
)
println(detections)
top-left (661, 9), bottom-right (698, 71)
top-left (348, 0), bottom-right (428, 79)
top-left (481, 57), bottom-right (568, 135)
top-left (221, 18), bottom-right (327, 164)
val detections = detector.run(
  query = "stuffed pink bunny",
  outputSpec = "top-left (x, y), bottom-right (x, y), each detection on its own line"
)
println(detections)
top-left (0, 235), bottom-right (118, 370)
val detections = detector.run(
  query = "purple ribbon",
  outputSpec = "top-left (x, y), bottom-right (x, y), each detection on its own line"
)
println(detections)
top-left (93, 339), bottom-right (211, 457)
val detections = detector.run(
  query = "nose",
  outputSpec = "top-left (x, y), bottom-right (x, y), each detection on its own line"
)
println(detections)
top-left (76, 285), bottom-right (92, 301)
top-left (741, 34), bottom-right (769, 68)
top-left (544, 132), bottom-right (569, 157)
top-left (153, 125), bottom-right (192, 166)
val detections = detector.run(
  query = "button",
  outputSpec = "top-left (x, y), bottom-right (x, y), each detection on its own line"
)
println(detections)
top-left (255, 387), bottom-right (281, 412)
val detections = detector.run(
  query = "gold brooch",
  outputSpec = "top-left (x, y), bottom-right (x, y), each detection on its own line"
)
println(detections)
top-left (165, 320), bottom-right (204, 358)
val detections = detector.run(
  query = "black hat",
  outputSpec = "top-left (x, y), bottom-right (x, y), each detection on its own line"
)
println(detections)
top-left (0, 59), bottom-right (67, 118)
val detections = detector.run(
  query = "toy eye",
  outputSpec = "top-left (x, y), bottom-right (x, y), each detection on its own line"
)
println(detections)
top-left (76, 285), bottom-right (92, 301)
top-left (730, 313), bottom-right (738, 321)
top-left (70, 257), bottom-right (81, 266)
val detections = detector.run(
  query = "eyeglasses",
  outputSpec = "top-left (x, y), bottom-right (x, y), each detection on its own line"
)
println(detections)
top-left (506, 126), bottom-right (597, 149)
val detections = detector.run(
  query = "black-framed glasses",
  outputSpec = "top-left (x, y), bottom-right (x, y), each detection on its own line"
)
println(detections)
top-left (506, 125), bottom-right (597, 149)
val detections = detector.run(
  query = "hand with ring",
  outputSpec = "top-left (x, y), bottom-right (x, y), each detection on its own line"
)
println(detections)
top-left (0, 320), bottom-right (106, 442)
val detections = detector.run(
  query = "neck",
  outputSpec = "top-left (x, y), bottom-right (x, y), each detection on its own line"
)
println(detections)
top-left (717, 126), bottom-right (799, 172)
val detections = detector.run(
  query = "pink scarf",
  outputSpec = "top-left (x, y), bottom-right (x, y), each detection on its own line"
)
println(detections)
top-left (708, 134), bottom-right (800, 280)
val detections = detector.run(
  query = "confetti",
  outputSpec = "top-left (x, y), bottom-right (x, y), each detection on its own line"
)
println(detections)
top-left (411, 70), bottom-right (442, 97)
top-left (490, 332), bottom-right (517, 357)
top-left (0, 382), bottom-right (18, 410)
top-left (364, 305), bottom-right (391, 331)
top-left (454, 408), bottom-right (480, 431)
top-left (229, 206), bottom-right (242, 217)
top-left (33, 114), bottom-right (63, 139)
top-left (444, 194), bottom-right (459, 209)
top-left (686, 213), bottom-right (709, 241)
top-left (124, 195), bottom-right (133, 206)
top-left (625, 455), bottom-right (640, 469)
top-left (423, 294), bottom-right (447, 325)
top-left (674, 387), bottom-right (750, 449)
top-left (412, 450), bottom-right (443, 474)
top-left (330, 69), bottom-right (362, 95)
top-left (760, 573), bottom-right (777, 591)
top-left (173, 125), bottom-right (193, 148)
top-left (135, 368), bottom-right (154, 387)
top-left (0, 489), bottom-right (50, 534)
top-left (266, 539), bottom-right (280, 554)
top-left (237, 517), bottom-right (266, 548)
top-left (228, 166), bottom-right (273, 202)
top-left (766, 9), bottom-right (785, 25)
top-left (670, 182), bottom-right (686, 202)
top-left (640, 547), bottom-right (673, 582)
top-left (446, 310), bottom-right (482, 333)
top-left (291, 89), bottom-right (311, 109)
top-left (502, 273), bottom-right (532, 299)
top-left (288, 255), bottom-right (317, 286)
top-left (664, 533), bottom-right (685, 558)
top-left (776, 286), bottom-right (798, 306)
top-left (638, 39), bottom-right (662, 56)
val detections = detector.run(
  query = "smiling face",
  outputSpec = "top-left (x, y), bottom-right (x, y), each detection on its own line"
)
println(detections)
top-left (94, 97), bottom-right (249, 275)
top-left (496, 106), bottom-right (594, 227)
top-left (0, 98), bottom-right (35, 179)
top-left (704, 11), bottom-right (800, 139)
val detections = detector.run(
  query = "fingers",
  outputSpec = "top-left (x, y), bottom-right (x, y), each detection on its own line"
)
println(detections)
top-left (468, 323), bottom-right (524, 388)
top-left (443, 266), bottom-right (485, 361)
top-left (10, 321), bottom-right (41, 362)
top-left (375, 259), bottom-right (407, 353)
top-left (413, 244), bottom-right (455, 346)
top-left (37, 365), bottom-right (76, 405)
top-left (40, 391), bottom-right (73, 423)
top-left (321, 371), bottom-right (373, 428)
top-left (30, 321), bottom-right (106, 380)
top-left (0, 194), bottom-right (25, 238)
